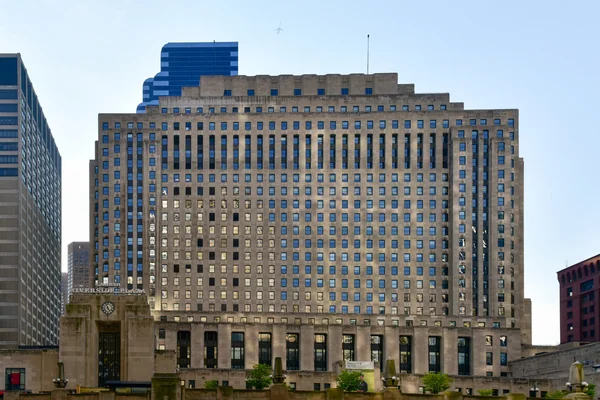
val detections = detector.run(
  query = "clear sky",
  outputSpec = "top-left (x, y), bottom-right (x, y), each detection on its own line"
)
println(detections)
top-left (0, 0), bottom-right (598, 346)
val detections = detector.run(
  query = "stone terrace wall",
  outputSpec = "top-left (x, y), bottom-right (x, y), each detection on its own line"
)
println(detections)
top-left (1, 386), bottom-right (540, 400)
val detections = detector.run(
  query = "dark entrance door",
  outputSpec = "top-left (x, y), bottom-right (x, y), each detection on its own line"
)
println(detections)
top-left (98, 332), bottom-right (120, 387)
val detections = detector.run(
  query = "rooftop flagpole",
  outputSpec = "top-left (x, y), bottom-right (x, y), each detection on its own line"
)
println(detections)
top-left (367, 34), bottom-right (370, 74)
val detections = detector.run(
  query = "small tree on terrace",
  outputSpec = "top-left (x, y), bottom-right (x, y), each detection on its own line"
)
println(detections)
top-left (204, 380), bottom-right (219, 389)
top-left (422, 372), bottom-right (453, 394)
top-left (246, 363), bottom-right (273, 390)
top-left (586, 384), bottom-right (596, 399)
top-left (336, 370), bottom-right (363, 392)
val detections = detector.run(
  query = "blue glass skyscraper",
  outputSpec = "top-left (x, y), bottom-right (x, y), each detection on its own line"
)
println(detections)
top-left (136, 42), bottom-right (238, 113)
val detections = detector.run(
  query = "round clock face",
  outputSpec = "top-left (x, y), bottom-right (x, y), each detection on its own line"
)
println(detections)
top-left (101, 301), bottom-right (115, 315)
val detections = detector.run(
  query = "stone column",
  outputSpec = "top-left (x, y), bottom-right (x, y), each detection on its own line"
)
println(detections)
top-left (443, 328), bottom-right (458, 376)
top-left (356, 326), bottom-right (371, 362)
top-left (191, 323), bottom-right (204, 368)
top-left (300, 324), bottom-right (315, 371)
top-left (245, 325), bottom-right (259, 368)
top-left (273, 325), bottom-right (287, 369)
top-left (385, 326), bottom-right (400, 377)
top-left (60, 316), bottom-right (89, 388)
top-left (218, 324), bottom-right (232, 369)
top-left (127, 317), bottom-right (155, 381)
top-left (328, 325), bottom-right (343, 373)
top-left (413, 328), bottom-right (428, 374)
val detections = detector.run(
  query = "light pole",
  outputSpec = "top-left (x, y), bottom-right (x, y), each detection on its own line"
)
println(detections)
top-left (529, 382), bottom-right (540, 398)
top-left (52, 361), bottom-right (68, 389)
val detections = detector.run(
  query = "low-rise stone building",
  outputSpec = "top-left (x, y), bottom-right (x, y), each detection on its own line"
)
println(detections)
top-left (0, 294), bottom-right (565, 395)
top-left (510, 341), bottom-right (600, 391)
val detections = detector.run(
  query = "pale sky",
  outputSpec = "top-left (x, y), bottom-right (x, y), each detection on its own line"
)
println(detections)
top-left (0, 0), bottom-right (598, 346)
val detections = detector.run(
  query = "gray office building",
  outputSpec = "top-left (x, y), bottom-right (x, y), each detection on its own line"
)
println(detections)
top-left (67, 241), bottom-right (90, 297)
top-left (0, 54), bottom-right (61, 347)
top-left (60, 273), bottom-right (68, 315)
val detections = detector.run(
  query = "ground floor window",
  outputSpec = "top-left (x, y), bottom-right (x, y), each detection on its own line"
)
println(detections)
top-left (6, 368), bottom-right (25, 390)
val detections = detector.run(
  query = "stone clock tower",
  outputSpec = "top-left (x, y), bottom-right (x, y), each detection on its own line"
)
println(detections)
top-left (60, 294), bottom-right (155, 388)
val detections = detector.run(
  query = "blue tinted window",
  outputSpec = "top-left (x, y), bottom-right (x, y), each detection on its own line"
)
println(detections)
top-left (0, 155), bottom-right (18, 163)
top-left (0, 58), bottom-right (18, 85)
top-left (0, 117), bottom-right (18, 125)
top-left (0, 130), bottom-right (18, 138)
top-left (0, 104), bottom-right (17, 112)
top-left (0, 142), bottom-right (18, 151)
top-left (0, 90), bottom-right (17, 99)
top-left (0, 168), bottom-right (17, 176)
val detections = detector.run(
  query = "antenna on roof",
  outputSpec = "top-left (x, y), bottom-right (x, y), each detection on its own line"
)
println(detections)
top-left (366, 34), bottom-right (370, 75)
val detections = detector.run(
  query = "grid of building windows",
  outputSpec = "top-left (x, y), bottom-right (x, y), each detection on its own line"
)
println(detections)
top-left (91, 74), bottom-right (523, 334)
top-left (0, 54), bottom-right (61, 347)
top-left (155, 321), bottom-right (515, 377)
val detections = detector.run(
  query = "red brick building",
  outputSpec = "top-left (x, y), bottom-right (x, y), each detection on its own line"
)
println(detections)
top-left (557, 254), bottom-right (600, 343)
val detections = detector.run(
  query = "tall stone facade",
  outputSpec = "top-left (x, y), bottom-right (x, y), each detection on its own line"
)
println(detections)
top-left (89, 73), bottom-right (528, 379)
top-left (60, 294), bottom-right (154, 388)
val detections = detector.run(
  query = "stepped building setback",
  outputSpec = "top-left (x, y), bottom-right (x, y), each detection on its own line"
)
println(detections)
top-left (90, 73), bottom-right (527, 379)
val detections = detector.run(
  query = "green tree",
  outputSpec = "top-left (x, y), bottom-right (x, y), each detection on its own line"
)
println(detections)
top-left (585, 384), bottom-right (596, 399)
top-left (204, 380), bottom-right (219, 389)
top-left (336, 370), bottom-right (363, 392)
top-left (422, 372), bottom-right (453, 394)
top-left (246, 364), bottom-right (273, 390)
top-left (478, 390), bottom-right (494, 396)
top-left (544, 390), bottom-right (567, 399)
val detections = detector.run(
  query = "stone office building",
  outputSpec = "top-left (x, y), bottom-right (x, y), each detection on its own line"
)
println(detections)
top-left (88, 72), bottom-right (528, 383)
top-left (0, 294), bottom-right (553, 394)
